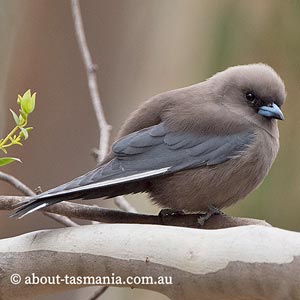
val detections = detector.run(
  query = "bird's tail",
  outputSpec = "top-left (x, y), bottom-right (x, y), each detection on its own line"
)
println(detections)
top-left (10, 163), bottom-right (168, 218)
top-left (9, 180), bottom-right (138, 219)
top-left (10, 196), bottom-right (70, 218)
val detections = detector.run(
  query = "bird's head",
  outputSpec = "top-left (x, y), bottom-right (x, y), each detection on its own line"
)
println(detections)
top-left (210, 63), bottom-right (286, 127)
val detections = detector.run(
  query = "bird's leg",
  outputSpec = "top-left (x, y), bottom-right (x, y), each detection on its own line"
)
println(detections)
top-left (197, 205), bottom-right (225, 226)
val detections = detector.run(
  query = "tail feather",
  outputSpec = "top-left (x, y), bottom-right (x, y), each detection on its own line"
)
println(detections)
top-left (10, 172), bottom-right (156, 218)
top-left (11, 199), bottom-right (57, 218)
top-left (10, 160), bottom-right (169, 218)
top-left (10, 191), bottom-right (85, 219)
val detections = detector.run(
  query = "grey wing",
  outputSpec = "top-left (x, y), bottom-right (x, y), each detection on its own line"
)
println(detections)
top-left (49, 122), bottom-right (255, 194)
top-left (35, 122), bottom-right (255, 196)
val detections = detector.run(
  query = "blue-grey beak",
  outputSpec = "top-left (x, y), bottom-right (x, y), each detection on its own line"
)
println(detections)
top-left (258, 103), bottom-right (284, 120)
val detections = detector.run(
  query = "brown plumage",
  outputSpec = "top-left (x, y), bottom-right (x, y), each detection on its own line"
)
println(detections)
top-left (11, 63), bottom-right (286, 218)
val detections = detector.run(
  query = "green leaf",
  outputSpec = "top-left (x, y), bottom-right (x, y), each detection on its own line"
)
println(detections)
top-left (31, 92), bottom-right (36, 110)
top-left (20, 127), bottom-right (29, 140)
top-left (25, 89), bottom-right (31, 97)
top-left (17, 95), bottom-right (22, 105)
top-left (10, 109), bottom-right (20, 125)
top-left (0, 157), bottom-right (22, 167)
top-left (19, 110), bottom-right (27, 121)
top-left (20, 89), bottom-right (36, 114)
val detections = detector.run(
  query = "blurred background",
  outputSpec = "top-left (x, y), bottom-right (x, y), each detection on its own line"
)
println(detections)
top-left (0, 0), bottom-right (300, 299)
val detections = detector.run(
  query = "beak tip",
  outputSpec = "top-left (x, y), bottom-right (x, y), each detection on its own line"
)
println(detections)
top-left (258, 103), bottom-right (284, 121)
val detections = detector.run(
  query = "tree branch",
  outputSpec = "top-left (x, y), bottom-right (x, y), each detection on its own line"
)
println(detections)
top-left (0, 196), bottom-right (270, 229)
top-left (0, 224), bottom-right (299, 300)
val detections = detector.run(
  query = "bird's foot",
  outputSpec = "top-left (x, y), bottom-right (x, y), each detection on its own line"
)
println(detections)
top-left (159, 209), bottom-right (185, 218)
top-left (197, 213), bottom-right (212, 226)
top-left (197, 205), bottom-right (225, 226)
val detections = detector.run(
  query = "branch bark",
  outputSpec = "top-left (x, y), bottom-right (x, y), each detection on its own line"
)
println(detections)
top-left (0, 224), bottom-right (299, 300)
top-left (0, 195), bottom-right (270, 229)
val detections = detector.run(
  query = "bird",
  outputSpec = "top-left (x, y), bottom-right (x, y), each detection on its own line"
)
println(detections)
top-left (11, 63), bottom-right (286, 219)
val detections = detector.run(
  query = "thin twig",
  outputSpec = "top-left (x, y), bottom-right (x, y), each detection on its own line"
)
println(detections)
top-left (0, 171), bottom-right (77, 227)
top-left (89, 286), bottom-right (109, 300)
top-left (70, 0), bottom-right (111, 162)
top-left (43, 212), bottom-right (80, 227)
top-left (114, 196), bottom-right (136, 213)
top-left (70, 0), bottom-right (136, 213)
top-left (0, 171), bottom-right (35, 196)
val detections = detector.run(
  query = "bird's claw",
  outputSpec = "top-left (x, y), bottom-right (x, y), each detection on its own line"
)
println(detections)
top-left (197, 205), bottom-right (225, 226)
top-left (197, 213), bottom-right (212, 226)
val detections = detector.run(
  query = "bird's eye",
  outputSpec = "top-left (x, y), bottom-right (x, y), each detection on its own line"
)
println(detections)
top-left (246, 92), bottom-right (256, 102)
